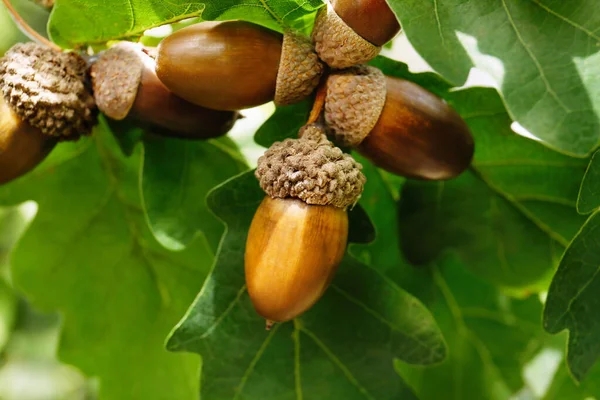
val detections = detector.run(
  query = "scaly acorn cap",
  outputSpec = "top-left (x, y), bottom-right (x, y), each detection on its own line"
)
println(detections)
top-left (0, 43), bottom-right (96, 140)
top-left (298, 123), bottom-right (329, 142)
top-left (325, 65), bottom-right (386, 147)
top-left (256, 128), bottom-right (366, 209)
top-left (312, 2), bottom-right (381, 69)
top-left (275, 31), bottom-right (325, 106)
top-left (91, 43), bottom-right (144, 120)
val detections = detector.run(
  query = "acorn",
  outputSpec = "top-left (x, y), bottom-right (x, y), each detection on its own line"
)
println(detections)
top-left (312, 0), bottom-right (401, 69)
top-left (155, 21), bottom-right (324, 111)
top-left (0, 43), bottom-right (96, 184)
top-left (246, 127), bottom-right (365, 328)
top-left (324, 66), bottom-right (474, 180)
top-left (92, 42), bottom-right (238, 140)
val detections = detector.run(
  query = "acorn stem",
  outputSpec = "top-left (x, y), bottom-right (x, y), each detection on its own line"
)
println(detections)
top-left (265, 320), bottom-right (275, 331)
top-left (306, 77), bottom-right (328, 127)
top-left (1, 0), bottom-right (61, 51)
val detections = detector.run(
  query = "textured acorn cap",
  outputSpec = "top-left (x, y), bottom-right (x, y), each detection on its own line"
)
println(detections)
top-left (0, 43), bottom-right (96, 140)
top-left (91, 43), bottom-right (145, 120)
top-left (275, 32), bottom-right (324, 106)
top-left (256, 132), bottom-right (366, 209)
top-left (325, 65), bottom-right (387, 147)
top-left (312, 2), bottom-right (381, 69)
top-left (298, 123), bottom-right (328, 142)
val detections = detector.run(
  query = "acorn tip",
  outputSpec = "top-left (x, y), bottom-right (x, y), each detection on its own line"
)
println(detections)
top-left (265, 320), bottom-right (275, 331)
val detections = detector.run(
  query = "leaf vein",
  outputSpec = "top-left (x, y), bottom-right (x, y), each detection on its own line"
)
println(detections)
top-left (301, 328), bottom-right (375, 400)
top-left (330, 284), bottom-right (435, 352)
top-left (501, 0), bottom-right (570, 112)
top-left (233, 325), bottom-right (279, 400)
top-left (531, 0), bottom-right (600, 41)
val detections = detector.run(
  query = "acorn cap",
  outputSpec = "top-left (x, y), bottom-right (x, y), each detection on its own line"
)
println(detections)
top-left (325, 65), bottom-right (386, 147)
top-left (298, 123), bottom-right (328, 142)
top-left (0, 43), bottom-right (96, 140)
top-left (275, 32), bottom-right (324, 106)
top-left (312, 2), bottom-right (381, 69)
top-left (256, 131), bottom-right (366, 209)
top-left (91, 43), bottom-right (145, 120)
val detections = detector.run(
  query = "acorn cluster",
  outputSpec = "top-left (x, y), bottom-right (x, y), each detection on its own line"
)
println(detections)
top-left (0, 0), bottom-right (475, 328)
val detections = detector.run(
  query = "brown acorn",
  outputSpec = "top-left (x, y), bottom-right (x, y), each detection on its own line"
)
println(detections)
top-left (92, 43), bottom-right (238, 140)
top-left (156, 21), bottom-right (324, 111)
top-left (324, 66), bottom-right (474, 180)
top-left (0, 43), bottom-right (96, 184)
top-left (0, 95), bottom-right (55, 184)
top-left (246, 129), bottom-right (365, 328)
top-left (312, 0), bottom-right (401, 69)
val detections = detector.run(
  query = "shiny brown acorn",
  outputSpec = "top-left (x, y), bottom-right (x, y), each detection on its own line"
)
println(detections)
top-left (92, 43), bottom-right (238, 140)
top-left (331, 0), bottom-right (401, 46)
top-left (0, 43), bottom-right (96, 184)
top-left (0, 95), bottom-right (55, 184)
top-left (325, 66), bottom-right (474, 180)
top-left (246, 129), bottom-right (365, 328)
top-left (156, 21), bottom-right (324, 111)
top-left (245, 196), bottom-right (348, 327)
top-left (312, 0), bottom-right (401, 69)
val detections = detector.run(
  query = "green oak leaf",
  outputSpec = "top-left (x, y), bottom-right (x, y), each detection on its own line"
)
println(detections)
top-left (399, 87), bottom-right (588, 288)
top-left (167, 171), bottom-right (446, 400)
top-left (353, 162), bottom-right (556, 400)
top-left (49, 0), bottom-right (323, 48)
top-left (396, 256), bottom-right (549, 400)
top-left (0, 123), bottom-right (216, 399)
top-left (141, 134), bottom-right (247, 252)
top-left (544, 211), bottom-right (600, 381)
top-left (387, 0), bottom-right (600, 156)
top-left (577, 149), bottom-right (600, 214)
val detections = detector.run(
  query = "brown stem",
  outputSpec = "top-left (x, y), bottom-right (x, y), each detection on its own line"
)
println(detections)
top-left (2, 0), bottom-right (61, 51)
top-left (306, 77), bottom-right (328, 126)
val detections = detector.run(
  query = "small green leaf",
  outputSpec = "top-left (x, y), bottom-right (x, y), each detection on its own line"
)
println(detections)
top-left (577, 150), bottom-right (600, 214)
top-left (0, 123), bottom-right (215, 399)
top-left (167, 171), bottom-right (445, 400)
top-left (141, 134), bottom-right (247, 251)
top-left (49, 0), bottom-right (323, 47)
top-left (386, 0), bottom-right (600, 156)
top-left (544, 211), bottom-right (600, 381)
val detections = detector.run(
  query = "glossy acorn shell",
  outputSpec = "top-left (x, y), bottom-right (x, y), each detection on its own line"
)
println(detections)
top-left (358, 77), bottom-right (475, 180)
top-left (132, 61), bottom-right (238, 139)
top-left (245, 196), bottom-right (348, 323)
top-left (156, 21), bottom-right (283, 111)
top-left (0, 96), bottom-right (55, 184)
top-left (331, 0), bottom-right (401, 46)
